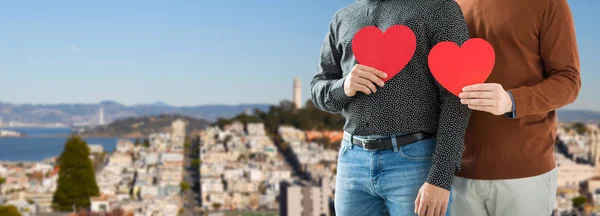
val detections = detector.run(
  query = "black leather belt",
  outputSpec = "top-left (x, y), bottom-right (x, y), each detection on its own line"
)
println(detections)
top-left (344, 132), bottom-right (433, 150)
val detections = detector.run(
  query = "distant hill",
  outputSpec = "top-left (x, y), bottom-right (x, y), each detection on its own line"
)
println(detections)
top-left (0, 100), bottom-right (597, 126)
top-left (557, 109), bottom-right (600, 123)
top-left (77, 114), bottom-right (211, 138)
top-left (0, 101), bottom-right (271, 125)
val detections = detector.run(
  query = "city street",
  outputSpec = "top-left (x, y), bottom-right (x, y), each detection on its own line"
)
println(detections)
top-left (182, 137), bottom-right (201, 216)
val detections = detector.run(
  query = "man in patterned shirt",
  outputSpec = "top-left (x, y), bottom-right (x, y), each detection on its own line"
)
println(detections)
top-left (311, 0), bottom-right (471, 215)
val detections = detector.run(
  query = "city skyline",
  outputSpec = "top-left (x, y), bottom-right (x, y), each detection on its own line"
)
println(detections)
top-left (1, 0), bottom-right (599, 111)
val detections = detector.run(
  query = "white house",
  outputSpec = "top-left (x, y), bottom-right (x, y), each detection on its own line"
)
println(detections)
top-left (145, 153), bottom-right (159, 165)
top-left (172, 119), bottom-right (187, 139)
top-left (249, 169), bottom-right (264, 182)
top-left (88, 144), bottom-right (104, 154)
top-left (90, 196), bottom-right (111, 213)
top-left (108, 153), bottom-right (132, 167)
top-left (116, 139), bottom-right (134, 153)
top-left (247, 123), bottom-right (266, 136)
top-left (160, 153), bottom-right (183, 164)
top-left (30, 163), bottom-right (53, 174)
top-left (0, 165), bottom-right (8, 177)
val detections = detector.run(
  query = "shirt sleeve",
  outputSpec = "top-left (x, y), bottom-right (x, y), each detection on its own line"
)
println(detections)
top-left (310, 13), bottom-right (353, 113)
top-left (507, 0), bottom-right (581, 118)
top-left (426, 0), bottom-right (472, 191)
top-left (503, 91), bottom-right (517, 119)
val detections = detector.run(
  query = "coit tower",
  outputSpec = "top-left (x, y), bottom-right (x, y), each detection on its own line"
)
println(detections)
top-left (293, 78), bottom-right (302, 109)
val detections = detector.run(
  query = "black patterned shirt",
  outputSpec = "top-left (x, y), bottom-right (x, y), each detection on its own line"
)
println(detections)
top-left (310, 0), bottom-right (471, 190)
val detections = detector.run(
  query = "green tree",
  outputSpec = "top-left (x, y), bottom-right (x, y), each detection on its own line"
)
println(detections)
top-left (258, 182), bottom-right (268, 195)
top-left (52, 136), bottom-right (100, 212)
top-left (573, 196), bottom-right (587, 208)
top-left (0, 177), bottom-right (6, 185)
top-left (212, 203), bottom-right (222, 210)
top-left (214, 118), bottom-right (233, 130)
top-left (180, 182), bottom-right (190, 192)
top-left (571, 123), bottom-right (587, 135)
top-left (191, 159), bottom-right (201, 168)
top-left (0, 205), bottom-right (22, 216)
top-left (143, 138), bottom-right (150, 148)
top-left (134, 137), bottom-right (141, 146)
top-left (184, 140), bottom-right (191, 150)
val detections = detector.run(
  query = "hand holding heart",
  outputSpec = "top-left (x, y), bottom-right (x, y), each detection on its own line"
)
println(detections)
top-left (343, 64), bottom-right (388, 97)
top-left (459, 83), bottom-right (514, 115)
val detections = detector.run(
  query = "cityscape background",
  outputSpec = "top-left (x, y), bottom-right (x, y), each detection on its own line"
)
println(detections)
top-left (1, 0), bottom-right (600, 216)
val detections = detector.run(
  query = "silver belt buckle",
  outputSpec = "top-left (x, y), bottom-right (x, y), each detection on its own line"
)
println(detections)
top-left (361, 138), bottom-right (377, 150)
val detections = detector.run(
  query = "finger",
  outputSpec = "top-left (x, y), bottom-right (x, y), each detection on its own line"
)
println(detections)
top-left (427, 204), bottom-right (438, 216)
top-left (458, 91), bottom-right (494, 99)
top-left (468, 105), bottom-right (495, 113)
top-left (418, 201), bottom-right (427, 216)
top-left (358, 65), bottom-right (388, 79)
top-left (461, 99), bottom-right (494, 106)
top-left (357, 70), bottom-right (385, 87)
top-left (352, 83), bottom-right (372, 95)
top-left (356, 77), bottom-right (378, 93)
top-left (440, 203), bottom-right (448, 216)
top-left (414, 192), bottom-right (421, 214)
top-left (462, 83), bottom-right (497, 92)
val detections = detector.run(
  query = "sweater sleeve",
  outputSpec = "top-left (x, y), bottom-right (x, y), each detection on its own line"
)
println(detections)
top-left (426, 0), bottom-right (472, 191)
top-left (507, 0), bottom-right (581, 118)
top-left (310, 13), bottom-right (353, 114)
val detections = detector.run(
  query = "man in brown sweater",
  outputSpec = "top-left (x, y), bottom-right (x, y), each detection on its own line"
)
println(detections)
top-left (452, 0), bottom-right (581, 215)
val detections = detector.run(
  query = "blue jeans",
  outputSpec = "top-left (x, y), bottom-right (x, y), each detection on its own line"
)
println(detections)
top-left (335, 133), bottom-right (452, 216)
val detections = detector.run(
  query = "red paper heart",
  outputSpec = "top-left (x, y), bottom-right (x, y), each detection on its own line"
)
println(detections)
top-left (428, 38), bottom-right (495, 96)
top-left (352, 25), bottom-right (417, 82)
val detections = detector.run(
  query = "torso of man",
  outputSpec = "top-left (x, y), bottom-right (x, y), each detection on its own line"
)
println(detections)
top-left (456, 0), bottom-right (580, 179)
top-left (332, 0), bottom-right (466, 137)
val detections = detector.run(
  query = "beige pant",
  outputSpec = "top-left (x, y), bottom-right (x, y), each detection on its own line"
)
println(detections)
top-left (450, 168), bottom-right (558, 216)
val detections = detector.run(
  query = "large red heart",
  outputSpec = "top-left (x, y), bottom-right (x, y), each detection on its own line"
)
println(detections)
top-left (428, 38), bottom-right (495, 96)
top-left (352, 25), bottom-right (417, 82)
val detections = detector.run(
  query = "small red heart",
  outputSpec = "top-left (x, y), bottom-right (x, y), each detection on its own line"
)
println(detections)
top-left (352, 25), bottom-right (417, 82)
top-left (428, 38), bottom-right (495, 96)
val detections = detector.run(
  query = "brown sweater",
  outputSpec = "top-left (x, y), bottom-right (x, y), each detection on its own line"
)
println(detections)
top-left (455, 0), bottom-right (581, 179)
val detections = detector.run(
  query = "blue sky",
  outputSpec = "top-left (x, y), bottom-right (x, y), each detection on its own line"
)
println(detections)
top-left (0, 0), bottom-right (598, 110)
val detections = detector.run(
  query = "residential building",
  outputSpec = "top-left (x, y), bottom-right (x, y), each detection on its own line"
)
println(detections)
top-left (279, 126), bottom-right (306, 143)
top-left (224, 121), bottom-right (245, 135)
top-left (107, 153), bottom-right (132, 168)
top-left (90, 195), bottom-right (111, 213)
top-left (161, 153), bottom-right (183, 166)
top-left (589, 124), bottom-right (600, 170)
top-left (0, 165), bottom-right (8, 177)
top-left (88, 144), bottom-right (104, 154)
top-left (6, 199), bottom-right (38, 216)
top-left (556, 153), bottom-right (596, 192)
top-left (144, 153), bottom-right (159, 165)
top-left (280, 178), bottom-right (330, 216)
top-left (116, 139), bottom-right (134, 154)
top-left (247, 123), bottom-right (266, 136)
top-left (24, 192), bottom-right (53, 213)
top-left (172, 119), bottom-right (187, 139)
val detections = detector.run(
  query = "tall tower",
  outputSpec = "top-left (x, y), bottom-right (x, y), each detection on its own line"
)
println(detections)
top-left (99, 107), bottom-right (104, 125)
top-left (293, 78), bottom-right (302, 109)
